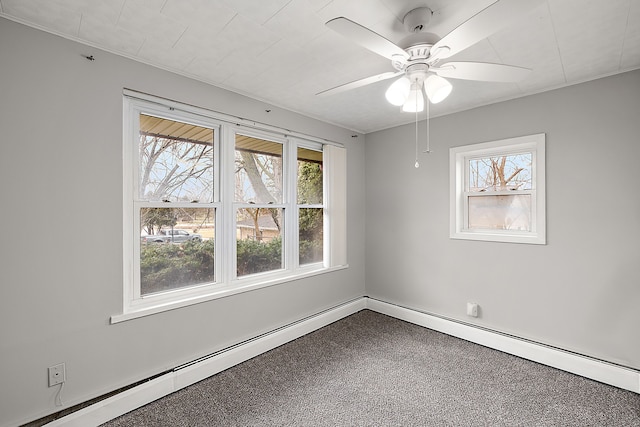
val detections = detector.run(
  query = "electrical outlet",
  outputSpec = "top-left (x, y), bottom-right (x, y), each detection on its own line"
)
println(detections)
top-left (48, 363), bottom-right (66, 387)
top-left (467, 302), bottom-right (479, 318)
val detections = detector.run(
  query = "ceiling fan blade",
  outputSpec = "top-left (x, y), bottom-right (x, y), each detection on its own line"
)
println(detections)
top-left (432, 62), bottom-right (531, 82)
top-left (317, 71), bottom-right (403, 96)
top-left (430, 0), bottom-right (544, 61)
top-left (326, 17), bottom-right (409, 61)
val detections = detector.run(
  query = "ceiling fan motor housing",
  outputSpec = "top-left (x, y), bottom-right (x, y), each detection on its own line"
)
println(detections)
top-left (403, 7), bottom-right (432, 33)
top-left (392, 43), bottom-right (435, 73)
top-left (406, 63), bottom-right (429, 85)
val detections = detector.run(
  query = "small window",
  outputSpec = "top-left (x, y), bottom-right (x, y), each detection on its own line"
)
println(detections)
top-left (450, 134), bottom-right (545, 244)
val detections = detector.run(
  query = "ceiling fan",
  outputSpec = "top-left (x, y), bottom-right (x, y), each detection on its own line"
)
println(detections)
top-left (318, 0), bottom-right (542, 112)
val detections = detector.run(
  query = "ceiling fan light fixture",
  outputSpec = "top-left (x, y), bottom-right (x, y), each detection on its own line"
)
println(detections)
top-left (402, 84), bottom-right (424, 113)
top-left (424, 74), bottom-right (452, 104)
top-left (385, 76), bottom-right (410, 106)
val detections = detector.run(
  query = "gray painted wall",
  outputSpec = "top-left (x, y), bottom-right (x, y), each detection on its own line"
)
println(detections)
top-left (0, 18), bottom-right (365, 426)
top-left (2, 14), bottom-right (639, 427)
top-left (366, 69), bottom-right (640, 371)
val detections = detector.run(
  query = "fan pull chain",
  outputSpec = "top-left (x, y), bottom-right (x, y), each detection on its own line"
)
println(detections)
top-left (414, 105), bottom-right (419, 168)
top-left (423, 98), bottom-right (431, 153)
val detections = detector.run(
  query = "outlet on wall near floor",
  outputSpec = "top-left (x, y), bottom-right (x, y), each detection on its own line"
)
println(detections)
top-left (466, 302), bottom-right (479, 318)
top-left (48, 363), bottom-right (66, 387)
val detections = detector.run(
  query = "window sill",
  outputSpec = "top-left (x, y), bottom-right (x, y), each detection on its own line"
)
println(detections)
top-left (110, 264), bottom-right (349, 324)
top-left (450, 229), bottom-right (545, 245)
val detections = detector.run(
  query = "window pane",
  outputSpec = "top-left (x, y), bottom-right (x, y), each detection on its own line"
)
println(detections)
top-left (139, 114), bottom-right (214, 202)
top-left (236, 208), bottom-right (283, 276)
top-left (468, 153), bottom-right (532, 192)
top-left (468, 195), bottom-right (531, 231)
top-left (235, 135), bottom-right (283, 203)
top-left (297, 148), bottom-right (323, 204)
top-left (140, 207), bottom-right (214, 295)
top-left (299, 208), bottom-right (323, 265)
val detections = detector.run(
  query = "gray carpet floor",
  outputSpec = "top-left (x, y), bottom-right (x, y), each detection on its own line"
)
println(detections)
top-left (101, 310), bottom-right (640, 426)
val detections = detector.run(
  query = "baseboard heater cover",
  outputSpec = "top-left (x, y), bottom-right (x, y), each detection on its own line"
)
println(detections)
top-left (365, 298), bottom-right (640, 395)
top-left (43, 298), bottom-right (366, 427)
top-left (43, 297), bottom-right (639, 427)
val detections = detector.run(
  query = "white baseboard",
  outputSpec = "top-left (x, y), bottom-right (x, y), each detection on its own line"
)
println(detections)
top-left (45, 298), bottom-right (366, 427)
top-left (365, 298), bottom-right (640, 394)
top-left (45, 296), bottom-right (639, 426)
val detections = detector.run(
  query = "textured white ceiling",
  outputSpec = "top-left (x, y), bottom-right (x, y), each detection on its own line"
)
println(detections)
top-left (1, 0), bottom-right (639, 133)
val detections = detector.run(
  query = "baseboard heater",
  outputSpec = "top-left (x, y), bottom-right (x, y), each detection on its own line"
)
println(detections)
top-left (41, 297), bottom-right (639, 427)
top-left (43, 298), bottom-right (366, 427)
top-left (366, 298), bottom-right (640, 395)
top-left (173, 298), bottom-right (366, 372)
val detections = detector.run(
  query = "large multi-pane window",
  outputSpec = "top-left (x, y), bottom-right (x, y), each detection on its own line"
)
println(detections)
top-left (119, 93), bottom-right (346, 321)
top-left (450, 134), bottom-right (546, 244)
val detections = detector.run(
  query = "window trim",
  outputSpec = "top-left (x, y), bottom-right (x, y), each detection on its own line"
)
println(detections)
top-left (116, 92), bottom-right (347, 323)
top-left (112, 265), bottom-right (348, 324)
top-left (450, 133), bottom-right (546, 245)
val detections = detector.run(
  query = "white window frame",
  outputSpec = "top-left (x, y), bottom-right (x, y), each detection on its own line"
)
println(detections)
top-left (115, 92), bottom-right (347, 323)
top-left (450, 133), bottom-right (546, 245)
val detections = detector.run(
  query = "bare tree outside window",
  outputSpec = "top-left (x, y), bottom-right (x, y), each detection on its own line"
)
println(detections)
top-left (139, 115), bottom-right (213, 203)
top-left (469, 153), bottom-right (532, 192)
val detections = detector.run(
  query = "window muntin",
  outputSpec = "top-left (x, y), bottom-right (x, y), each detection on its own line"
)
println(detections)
top-left (450, 134), bottom-right (545, 244)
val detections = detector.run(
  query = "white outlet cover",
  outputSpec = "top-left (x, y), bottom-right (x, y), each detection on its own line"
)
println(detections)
top-left (467, 303), bottom-right (478, 317)
top-left (48, 363), bottom-right (66, 387)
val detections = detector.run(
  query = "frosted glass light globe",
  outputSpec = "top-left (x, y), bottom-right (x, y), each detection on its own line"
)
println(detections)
top-left (402, 87), bottom-right (424, 113)
top-left (385, 77), bottom-right (410, 106)
top-left (425, 74), bottom-right (452, 104)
